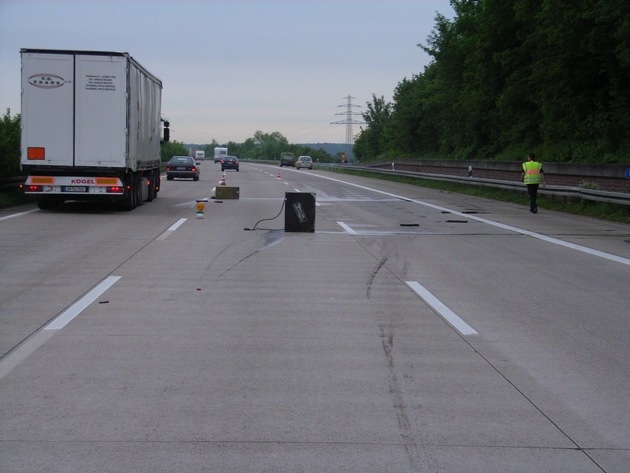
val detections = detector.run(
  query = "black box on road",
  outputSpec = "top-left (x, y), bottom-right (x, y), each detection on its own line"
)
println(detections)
top-left (284, 192), bottom-right (316, 232)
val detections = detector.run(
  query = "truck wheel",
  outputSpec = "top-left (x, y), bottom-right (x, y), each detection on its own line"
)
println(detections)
top-left (153, 169), bottom-right (160, 198)
top-left (120, 176), bottom-right (138, 211)
top-left (146, 170), bottom-right (156, 202)
top-left (36, 196), bottom-right (62, 210)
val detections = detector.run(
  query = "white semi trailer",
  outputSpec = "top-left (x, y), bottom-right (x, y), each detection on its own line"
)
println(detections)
top-left (214, 147), bottom-right (228, 163)
top-left (20, 49), bottom-right (169, 210)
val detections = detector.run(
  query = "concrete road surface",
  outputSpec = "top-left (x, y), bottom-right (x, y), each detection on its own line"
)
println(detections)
top-left (1, 162), bottom-right (629, 472)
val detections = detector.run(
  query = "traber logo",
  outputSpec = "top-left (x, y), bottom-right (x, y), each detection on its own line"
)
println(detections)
top-left (28, 74), bottom-right (66, 89)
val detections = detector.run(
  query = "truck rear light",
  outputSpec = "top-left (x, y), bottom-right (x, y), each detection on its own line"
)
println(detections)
top-left (106, 186), bottom-right (123, 193)
top-left (27, 185), bottom-right (43, 192)
top-left (27, 147), bottom-right (46, 160)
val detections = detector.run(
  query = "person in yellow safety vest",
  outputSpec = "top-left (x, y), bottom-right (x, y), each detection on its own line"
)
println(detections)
top-left (522, 152), bottom-right (545, 213)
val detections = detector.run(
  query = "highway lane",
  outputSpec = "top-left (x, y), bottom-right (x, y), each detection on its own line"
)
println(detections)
top-left (1, 161), bottom-right (629, 472)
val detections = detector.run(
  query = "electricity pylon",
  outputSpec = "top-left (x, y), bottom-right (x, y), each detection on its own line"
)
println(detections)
top-left (331, 95), bottom-right (365, 162)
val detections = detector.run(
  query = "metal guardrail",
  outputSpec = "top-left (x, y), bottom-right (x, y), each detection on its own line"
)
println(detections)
top-left (323, 164), bottom-right (630, 206)
top-left (4, 163), bottom-right (629, 206)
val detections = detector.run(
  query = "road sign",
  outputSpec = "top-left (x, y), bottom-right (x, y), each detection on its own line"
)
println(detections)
top-left (625, 169), bottom-right (630, 179)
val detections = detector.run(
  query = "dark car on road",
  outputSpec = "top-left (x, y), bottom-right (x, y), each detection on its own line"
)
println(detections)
top-left (221, 156), bottom-right (239, 172)
top-left (166, 156), bottom-right (200, 181)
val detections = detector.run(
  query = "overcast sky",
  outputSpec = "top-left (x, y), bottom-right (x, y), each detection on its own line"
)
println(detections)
top-left (0, 0), bottom-right (454, 145)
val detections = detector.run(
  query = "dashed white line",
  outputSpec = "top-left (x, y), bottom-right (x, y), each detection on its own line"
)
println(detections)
top-left (45, 276), bottom-right (122, 330)
top-left (157, 218), bottom-right (188, 240)
top-left (0, 209), bottom-right (38, 221)
top-left (167, 218), bottom-right (187, 231)
top-left (0, 275), bottom-right (122, 380)
top-left (337, 221), bottom-right (358, 235)
top-left (406, 281), bottom-right (478, 336)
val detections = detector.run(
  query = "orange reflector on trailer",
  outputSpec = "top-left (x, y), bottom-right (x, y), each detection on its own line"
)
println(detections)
top-left (27, 147), bottom-right (46, 160)
top-left (95, 177), bottom-right (118, 186)
top-left (30, 176), bottom-right (54, 184)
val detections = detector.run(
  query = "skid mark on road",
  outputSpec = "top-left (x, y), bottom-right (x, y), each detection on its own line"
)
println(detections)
top-left (367, 257), bottom-right (388, 299)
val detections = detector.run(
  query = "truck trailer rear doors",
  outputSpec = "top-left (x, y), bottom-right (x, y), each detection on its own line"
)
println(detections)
top-left (21, 51), bottom-right (127, 169)
top-left (21, 52), bottom-right (74, 167)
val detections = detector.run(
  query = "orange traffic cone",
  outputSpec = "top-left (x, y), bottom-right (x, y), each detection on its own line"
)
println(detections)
top-left (276, 171), bottom-right (281, 179)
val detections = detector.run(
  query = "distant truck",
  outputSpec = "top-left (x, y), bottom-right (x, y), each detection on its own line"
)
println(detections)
top-left (279, 152), bottom-right (295, 167)
top-left (20, 48), bottom-right (169, 210)
top-left (214, 147), bottom-right (228, 163)
top-left (195, 150), bottom-right (205, 160)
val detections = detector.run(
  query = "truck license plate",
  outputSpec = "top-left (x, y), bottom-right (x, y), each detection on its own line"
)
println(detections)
top-left (63, 186), bottom-right (88, 192)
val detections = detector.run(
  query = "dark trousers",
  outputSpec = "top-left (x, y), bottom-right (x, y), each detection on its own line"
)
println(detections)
top-left (526, 184), bottom-right (539, 212)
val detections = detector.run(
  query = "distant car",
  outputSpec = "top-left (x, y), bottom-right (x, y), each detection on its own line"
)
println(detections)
top-left (166, 156), bottom-right (200, 181)
top-left (296, 156), bottom-right (313, 169)
top-left (221, 156), bottom-right (239, 171)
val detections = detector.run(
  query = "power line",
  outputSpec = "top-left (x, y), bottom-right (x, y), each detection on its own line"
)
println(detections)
top-left (331, 95), bottom-right (365, 160)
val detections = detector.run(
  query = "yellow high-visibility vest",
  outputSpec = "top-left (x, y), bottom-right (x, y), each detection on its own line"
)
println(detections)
top-left (523, 161), bottom-right (543, 184)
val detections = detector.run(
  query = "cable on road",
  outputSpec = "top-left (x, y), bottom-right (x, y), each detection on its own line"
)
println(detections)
top-left (244, 198), bottom-right (286, 231)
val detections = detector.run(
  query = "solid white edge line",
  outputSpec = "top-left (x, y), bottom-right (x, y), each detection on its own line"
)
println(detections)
top-left (406, 281), bottom-right (478, 336)
top-left (303, 172), bottom-right (630, 267)
top-left (45, 276), bottom-right (121, 330)
top-left (337, 221), bottom-right (358, 235)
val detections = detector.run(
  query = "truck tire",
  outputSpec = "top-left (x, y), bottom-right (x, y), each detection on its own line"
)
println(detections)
top-left (152, 169), bottom-right (160, 199)
top-left (120, 175), bottom-right (138, 211)
top-left (146, 170), bottom-right (157, 202)
top-left (36, 196), bottom-right (62, 210)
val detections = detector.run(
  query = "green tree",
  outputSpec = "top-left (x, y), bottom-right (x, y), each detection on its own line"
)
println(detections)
top-left (374, 0), bottom-right (630, 163)
top-left (160, 140), bottom-right (188, 162)
top-left (354, 95), bottom-right (392, 160)
top-left (233, 131), bottom-right (289, 160)
top-left (0, 109), bottom-right (21, 178)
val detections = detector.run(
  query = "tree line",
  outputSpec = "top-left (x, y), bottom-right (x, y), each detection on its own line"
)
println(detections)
top-left (191, 131), bottom-right (333, 163)
top-left (354, 0), bottom-right (630, 164)
top-left (0, 112), bottom-right (335, 180)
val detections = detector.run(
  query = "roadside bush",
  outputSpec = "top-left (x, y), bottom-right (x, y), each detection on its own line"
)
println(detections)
top-left (0, 109), bottom-right (21, 178)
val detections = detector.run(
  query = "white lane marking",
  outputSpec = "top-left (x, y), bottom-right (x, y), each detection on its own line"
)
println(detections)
top-left (0, 330), bottom-right (56, 380)
top-left (45, 276), bottom-right (121, 330)
top-left (167, 218), bottom-right (187, 231)
top-left (293, 189), bottom-right (321, 205)
top-left (0, 209), bottom-right (38, 221)
top-left (337, 221), bottom-right (358, 235)
top-left (406, 281), bottom-right (478, 336)
top-left (157, 217), bottom-right (188, 240)
top-left (307, 173), bottom-right (630, 267)
top-left (0, 331), bottom-right (55, 379)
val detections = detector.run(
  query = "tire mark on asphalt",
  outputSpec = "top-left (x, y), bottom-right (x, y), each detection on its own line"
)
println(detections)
top-left (366, 257), bottom-right (388, 299)
top-left (380, 325), bottom-right (427, 471)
